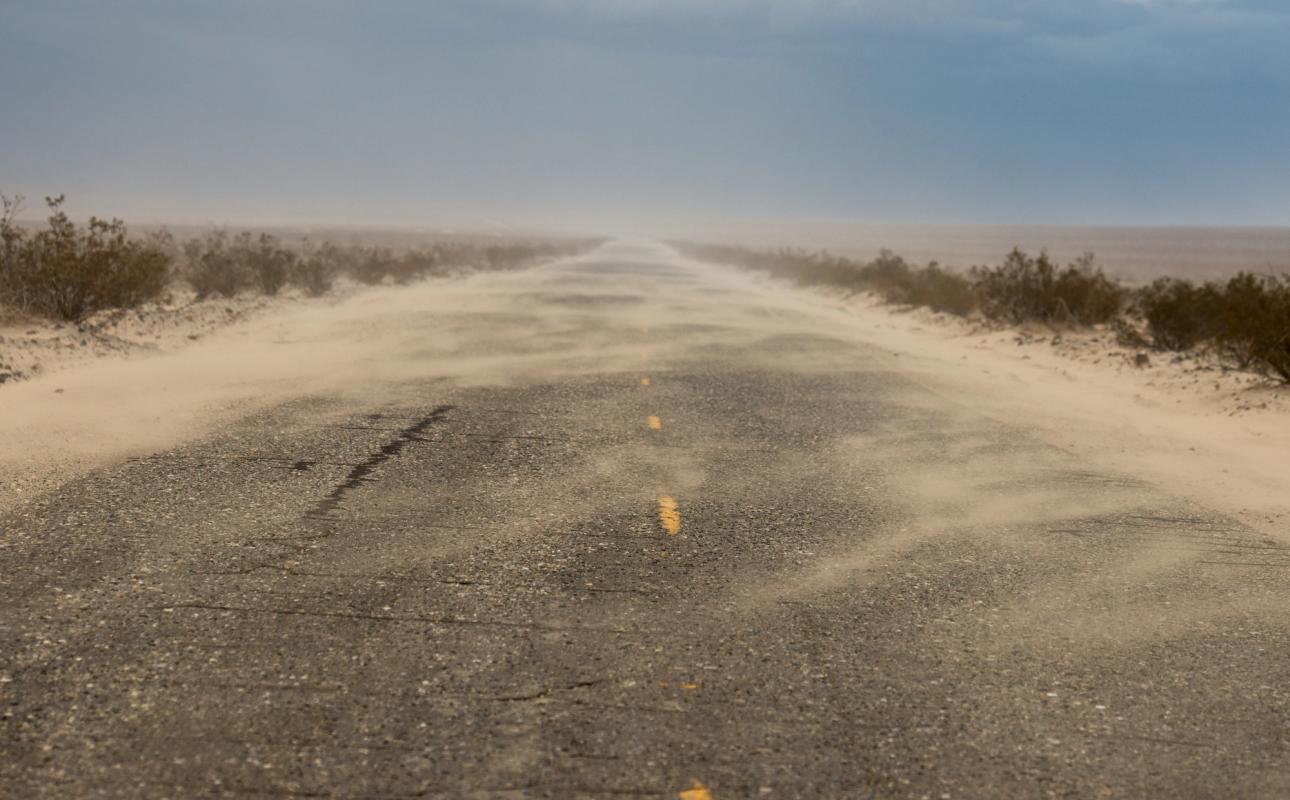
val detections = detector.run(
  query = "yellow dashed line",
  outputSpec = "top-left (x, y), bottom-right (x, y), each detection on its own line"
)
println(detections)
top-left (648, 415), bottom-right (663, 431)
top-left (679, 780), bottom-right (712, 800)
top-left (657, 495), bottom-right (681, 536)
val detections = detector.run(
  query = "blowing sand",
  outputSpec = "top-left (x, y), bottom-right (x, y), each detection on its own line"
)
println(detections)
top-left (0, 284), bottom-right (377, 386)
top-left (0, 254), bottom-right (684, 513)
top-left (790, 288), bottom-right (1290, 542)
top-left (0, 273), bottom-right (509, 513)
top-left (3, 246), bottom-right (1288, 549)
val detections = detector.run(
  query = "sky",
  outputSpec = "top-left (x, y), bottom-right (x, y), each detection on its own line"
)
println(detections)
top-left (1, 0), bottom-right (1288, 231)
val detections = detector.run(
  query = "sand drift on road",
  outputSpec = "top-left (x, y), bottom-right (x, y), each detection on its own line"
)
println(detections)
top-left (3, 241), bottom-right (1290, 798)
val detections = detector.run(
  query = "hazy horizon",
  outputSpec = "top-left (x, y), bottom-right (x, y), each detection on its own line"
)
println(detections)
top-left (3, 1), bottom-right (1289, 230)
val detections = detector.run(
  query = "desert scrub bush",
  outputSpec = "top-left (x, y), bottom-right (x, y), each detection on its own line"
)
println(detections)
top-left (1136, 278), bottom-right (1223, 350)
top-left (904, 262), bottom-right (977, 316)
top-left (681, 239), bottom-right (1290, 381)
top-left (349, 246), bottom-right (400, 285)
top-left (184, 234), bottom-right (594, 297)
top-left (857, 249), bottom-right (913, 298)
top-left (770, 249), bottom-right (868, 292)
top-left (676, 243), bottom-right (977, 315)
top-left (0, 195), bottom-right (25, 308)
top-left (183, 230), bottom-right (247, 299)
top-left (293, 240), bottom-right (345, 296)
top-left (1211, 273), bottom-right (1290, 380)
top-left (852, 252), bottom-right (975, 315)
top-left (0, 195), bottom-right (172, 321)
top-left (393, 249), bottom-right (442, 283)
top-left (237, 232), bottom-right (297, 295)
top-left (1134, 273), bottom-right (1290, 380)
top-left (292, 256), bottom-right (333, 296)
top-left (972, 249), bottom-right (1123, 325)
top-left (480, 242), bottom-right (563, 273)
top-left (183, 231), bottom-right (301, 298)
top-left (352, 238), bottom-right (586, 285)
top-left (677, 243), bottom-right (872, 292)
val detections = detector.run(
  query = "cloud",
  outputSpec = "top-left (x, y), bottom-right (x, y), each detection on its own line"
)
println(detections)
top-left (1023, 2), bottom-right (1290, 80)
top-left (508, 0), bottom-right (1287, 36)
top-left (523, 0), bottom-right (1015, 29)
top-left (474, 0), bottom-right (1290, 82)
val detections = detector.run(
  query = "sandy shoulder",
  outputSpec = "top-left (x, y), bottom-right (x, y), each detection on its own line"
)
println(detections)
top-left (793, 287), bottom-right (1290, 541)
top-left (0, 256), bottom-right (628, 517)
top-left (0, 278), bottom-right (448, 515)
top-left (0, 286), bottom-right (362, 386)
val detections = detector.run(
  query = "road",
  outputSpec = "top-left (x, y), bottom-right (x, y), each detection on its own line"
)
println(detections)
top-left (3, 241), bottom-right (1289, 798)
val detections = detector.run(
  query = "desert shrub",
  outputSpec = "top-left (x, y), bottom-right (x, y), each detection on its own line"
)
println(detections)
top-left (394, 249), bottom-right (441, 282)
top-left (293, 240), bottom-right (343, 297)
top-left (282, 238), bottom-right (584, 291)
top-left (677, 243), bottom-right (874, 293)
top-left (183, 231), bottom-right (303, 297)
top-left (1211, 273), bottom-right (1290, 380)
top-left (293, 256), bottom-right (333, 296)
top-left (906, 263), bottom-right (977, 316)
top-left (1055, 253), bottom-right (1125, 324)
top-left (760, 249), bottom-right (860, 291)
top-left (675, 243), bottom-right (975, 314)
top-left (1134, 273), bottom-right (1290, 380)
top-left (1111, 317), bottom-right (1151, 348)
top-left (1136, 278), bottom-right (1223, 350)
top-left (972, 249), bottom-right (1123, 325)
top-left (819, 252), bottom-right (870, 291)
top-left (237, 232), bottom-right (296, 295)
top-left (798, 250), bottom-right (865, 291)
top-left (184, 230), bottom-right (248, 299)
top-left (0, 195), bottom-right (171, 321)
top-left (858, 250), bottom-right (913, 298)
top-left (346, 246), bottom-right (397, 285)
top-left (854, 253), bottom-right (975, 315)
top-left (0, 195), bottom-right (27, 309)
top-left (681, 239), bottom-right (1290, 382)
top-left (341, 238), bottom-right (586, 285)
top-left (479, 242), bottom-right (569, 273)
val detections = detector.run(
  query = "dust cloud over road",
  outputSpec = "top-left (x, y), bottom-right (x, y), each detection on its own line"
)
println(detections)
top-left (3, 241), bottom-right (1289, 798)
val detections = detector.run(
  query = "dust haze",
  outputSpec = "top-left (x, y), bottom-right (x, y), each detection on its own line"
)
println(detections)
top-left (5, 2), bottom-right (1290, 796)
top-left (8, 239), bottom-right (1284, 660)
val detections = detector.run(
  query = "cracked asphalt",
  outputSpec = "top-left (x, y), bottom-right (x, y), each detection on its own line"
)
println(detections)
top-left (3, 241), bottom-right (1289, 799)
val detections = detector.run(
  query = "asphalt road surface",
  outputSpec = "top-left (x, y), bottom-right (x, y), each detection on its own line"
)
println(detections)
top-left (3, 241), bottom-right (1289, 799)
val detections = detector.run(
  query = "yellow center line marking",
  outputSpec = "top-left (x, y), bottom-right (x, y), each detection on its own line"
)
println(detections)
top-left (657, 495), bottom-right (681, 536)
top-left (679, 780), bottom-right (712, 800)
top-left (640, 376), bottom-right (651, 386)
top-left (647, 415), bottom-right (663, 431)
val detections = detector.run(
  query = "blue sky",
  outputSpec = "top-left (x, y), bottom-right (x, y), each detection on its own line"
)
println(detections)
top-left (1, 1), bottom-right (1287, 229)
